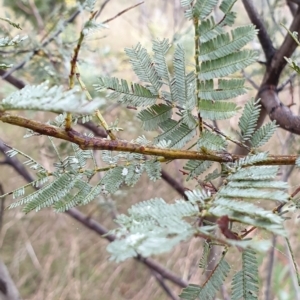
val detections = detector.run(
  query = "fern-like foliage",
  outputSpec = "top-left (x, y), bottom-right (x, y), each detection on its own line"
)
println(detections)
top-left (94, 0), bottom-right (258, 150)
top-left (9, 173), bottom-right (81, 212)
top-left (94, 39), bottom-right (198, 149)
top-left (1, 2), bottom-right (291, 298)
top-left (208, 153), bottom-right (288, 236)
top-left (137, 104), bottom-right (172, 130)
top-left (238, 98), bottom-right (278, 148)
top-left (106, 151), bottom-right (288, 260)
top-left (107, 198), bottom-right (198, 262)
top-left (198, 241), bottom-right (211, 270)
top-left (197, 130), bottom-right (227, 151)
top-left (181, 0), bottom-right (258, 121)
top-left (239, 98), bottom-right (261, 141)
top-left (183, 160), bottom-right (212, 181)
top-left (179, 254), bottom-right (230, 300)
top-left (1, 81), bottom-right (104, 113)
top-left (231, 249), bottom-right (259, 300)
top-left (94, 77), bottom-right (157, 107)
top-left (3, 136), bottom-right (163, 212)
top-left (154, 118), bottom-right (197, 149)
top-left (199, 79), bottom-right (247, 101)
top-left (250, 121), bottom-right (277, 148)
top-left (0, 35), bottom-right (27, 47)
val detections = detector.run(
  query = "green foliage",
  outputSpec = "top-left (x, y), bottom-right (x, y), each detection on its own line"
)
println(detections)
top-left (198, 241), bottom-right (211, 270)
top-left (285, 57), bottom-right (300, 74)
top-left (1, 81), bottom-right (104, 114)
top-left (231, 249), bottom-right (259, 300)
top-left (199, 25), bottom-right (257, 61)
top-left (198, 99), bottom-right (238, 120)
top-left (188, 0), bottom-right (258, 122)
top-left (83, 0), bottom-right (97, 12)
top-left (137, 104), bottom-right (172, 131)
top-left (182, 0), bottom-right (219, 20)
top-left (0, 35), bottom-right (27, 47)
top-left (2, 138), bottom-right (163, 213)
top-left (197, 131), bottom-right (227, 151)
top-left (250, 121), bottom-right (277, 148)
top-left (94, 76), bottom-right (157, 107)
top-left (82, 19), bottom-right (107, 36)
top-left (155, 119), bottom-right (197, 149)
top-left (9, 173), bottom-right (81, 213)
top-left (239, 98), bottom-right (261, 141)
top-left (173, 44), bottom-right (190, 106)
top-left (233, 151), bottom-right (269, 167)
top-left (282, 24), bottom-right (300, 75)
top-left (101, 167), bottom-right (125, 194)
top-left (179, 254), bottom-right (230, 300)
top-left (125, 43), bottom-right (162, 94)
top-left (1, 0), bottom-right (297, 298)
top-left (183, 160), bottom-right (212, 181)
top-left (107, 198), bottom-right (197, 262)
top-left (199, 79), bottom-right (247, 101)
top-left (199, 51), bottom-right (257, 81)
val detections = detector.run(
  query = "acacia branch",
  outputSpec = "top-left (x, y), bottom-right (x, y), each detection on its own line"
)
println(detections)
top-left (0, 112), bottom-right (232, 162)
top-left (242, 0), bottom-right (275, 62)
top-left (151, 271), bottom-right (179, 300)
top-left (258, 5), bottom-right (300, 132)
top-left (244, 1), bottom-right (300, 129)
top-left (265, 6), bottom-right (300, 86)
top-left (0, 65), bottom-right (188, 200)
top-left (81, 120), bottom-right (187, 198)
top-left (236, 2), bottom-right (300, 154)
top-left (0, 112), bottom-right (298, 165)
top-left (0, 70), bottom-right (26, 89)
top-left (102, 2), bottom-right (144, 24)
top-left (259, 88), bottom-right (300, 134)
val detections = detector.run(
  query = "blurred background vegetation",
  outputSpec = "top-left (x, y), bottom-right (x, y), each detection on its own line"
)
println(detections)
top-left (0, 0), bottom-right (300, 299)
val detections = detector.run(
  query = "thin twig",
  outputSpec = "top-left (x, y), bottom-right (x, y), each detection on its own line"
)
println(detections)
top-left (0, 70), bottom-right (26, 89)
top-left (277, 73), bottom-right (297, 92)
top-left (285, 237), bottom-right (300, 298)
top-left (0, 184), bottom-right (4, 234)
top-left (266, 0), bottom-right (285, 37)
top-left (241, 70), bottom-right (259, 90)
top-left (0, 64), bottom-right (188, 201)
top-left (102, 2), bottom-right (144, 24)
top-left (2, 112), bottom-right (300, 165)
top-left (203, 121), bottom-right (250, 150)
top-left (95, 0), bottom-right (112, 19)
top-left (264, 235), bottom-right (276, 300)
top-left (151, 271), bottom-right (180, 300)
top-left (66, 10), bottom-right (98, 131)
top-left (291, 185), bottom-right (300, 198)
top-left (1, 9), bottom-right (81, 79)
top-left (28, 0), bottom-right (45, 33)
